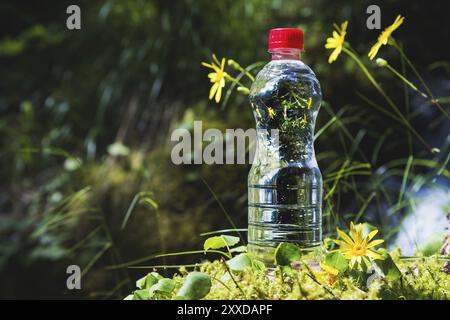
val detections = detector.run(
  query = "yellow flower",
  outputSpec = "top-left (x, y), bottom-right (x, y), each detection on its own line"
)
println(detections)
top-left (267, 107), bottom-right (275, 119)
top-left (201, 54), bottom-right (228, 103)
top-left (333, 222), bottom-right (384, 269)
top-left (368, 15), bottom-right (404, 60)
top-left (325, 21), bottom-right (348, 64)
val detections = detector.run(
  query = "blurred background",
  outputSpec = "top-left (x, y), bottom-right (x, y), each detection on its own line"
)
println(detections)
top-left (0, 0), bottom-right (449, 299)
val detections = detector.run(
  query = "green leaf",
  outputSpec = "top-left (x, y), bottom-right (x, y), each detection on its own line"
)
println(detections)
top-left (251, 259), bottom-right (266, 272)
top-left (150, 271), bottom-right (163, 280)
top-left (324, 251), bottom-right (348, 273)
top-left (227, 253), bottom-right (252, 271)
top-left (274, 243), bottom-right (301, 266)
top-left (133, 289), bottom-right (150, 300)
top-left (374, 252), bottom-right (401, 280)
top-left (203, 235), bottom-right (240, 251)
top-left (176, 272), bottom-right (211, 300)
top-left (229, 245), bottom-right (247, 253)
top-left (136, 273), bottom-right (159, 289)
top-left (149, 278), bottom-right (176, 295)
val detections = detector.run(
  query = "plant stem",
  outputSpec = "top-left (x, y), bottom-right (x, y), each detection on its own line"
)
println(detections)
top-left (342, 46), bottom-right (432, 152)
top-left (201, 176), bottom-right (245, 244)
top-left (221, 258), bottom-right (246, 298)
top-left (398, 44), bottom-right (413, 156)
top-left (385, 64), bottom-right (428, 99)
top-left (228, 60), bottom-right (255, 82)
top-left (391, 38), bottom-right (450, 120)
top-left (225, 74), bottom-right (247, 90)
top-left (107, 249), bottom-right (230, 269)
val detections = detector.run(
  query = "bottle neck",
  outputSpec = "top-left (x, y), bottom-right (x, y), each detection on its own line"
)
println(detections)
top-left (269, 48), bottom-right (301, 60)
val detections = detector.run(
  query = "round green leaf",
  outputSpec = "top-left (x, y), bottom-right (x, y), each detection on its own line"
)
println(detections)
top-left (176, 272), bottom-right (211, 300)
top-left (374, 252), bottom-right (401, 280)
top-left (226, 253), bottom-right (252, 271)
top-left (136, 273), bottom-right (159, 289)
top-left (324, 251), bottom-right (348, 273)
top-left (133, 289), bottom-right (150, 300)
top-left (149, 278), bottom-right (176, 295)
top-left (203, 235), bottom-right (240, 251)
top-left (274, 243), bottom-right (301, 266)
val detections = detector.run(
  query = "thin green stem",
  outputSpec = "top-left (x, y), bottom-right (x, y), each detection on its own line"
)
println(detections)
top-left (342, 46), bottom-right (432, 152)
top-left (228, 60), bottom-right (255, 82)
top-left (107, 249), bottom-right (230, 269)
top-left (385, 64), bottom-right (428, 99)
top-left (225, 74), bottom-right (247, 90)
top-left (221, 258), bottom-right (246, 298)
top-left (397, 155), bottom-right (413, 206)
top-left (391, 38), bottom-right (450, 120)
top-left (129, 264), bottom-right (200, 269)
top-left (398, 44), bottom-right (413, 156)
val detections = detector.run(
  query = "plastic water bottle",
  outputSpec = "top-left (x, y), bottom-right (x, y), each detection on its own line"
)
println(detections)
top-left (248, 28), bottom-right (323, 265)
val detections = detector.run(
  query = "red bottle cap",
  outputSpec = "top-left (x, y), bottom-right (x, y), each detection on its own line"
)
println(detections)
top-left (268, 28), bottom-right (304, 51)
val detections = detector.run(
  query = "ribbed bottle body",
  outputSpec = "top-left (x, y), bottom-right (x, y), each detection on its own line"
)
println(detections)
top-left (248, 59), bottom-right (322, 264)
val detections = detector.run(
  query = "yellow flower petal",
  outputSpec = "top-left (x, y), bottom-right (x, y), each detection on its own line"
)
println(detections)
top-left (349, 223), bottom-right (362, 244)
top-left (202, 54), bottom-right (227, 103)
top-left (212, 53), bottom-right (220, 66)
top-left (367, 229), bottom-right (378, 241)
top-left (349, 257), bottom-right (357, 269)
top-left (325, 41), bottom-right (337, 49)
top-left (325, 20), bottom-right (348, 63)
top-left (366, 239), bottom-right (384, 249)
top-left (332, 30), bottom-right (340, 39)
top-left (367, 15), bottom-right (404, 60)
top-left (215, 82), bottom-right (223, 103)
top-left (337, 228), bottom-right (355, 245)
top-left (203, 62), bottom-right (217, 71)
top-left (328, 47), bottom-right (341, 63)
top-left (392, 15), bottom-right (404, 29)
top-left (333, 239), bottom-right (352, 249)
top-left (366, 250), bottom-right (384, 260)
top-left (332, 223), bottom-right (386, 269)
top-left (368, 42), bottom-right (381, 60)
top-left (209, 82), bottom-right (219, 100)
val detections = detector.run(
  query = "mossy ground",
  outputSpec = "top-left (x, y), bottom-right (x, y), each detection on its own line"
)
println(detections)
top-left (167, 256), bottom-right (449, 300)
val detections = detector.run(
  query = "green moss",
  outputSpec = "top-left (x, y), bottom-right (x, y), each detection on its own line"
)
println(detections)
top-left (139, 256), bottom-right (449, 300)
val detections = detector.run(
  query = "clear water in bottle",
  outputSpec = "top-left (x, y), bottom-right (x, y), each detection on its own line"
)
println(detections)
top-left (248, 28), bottom-right (322, 265)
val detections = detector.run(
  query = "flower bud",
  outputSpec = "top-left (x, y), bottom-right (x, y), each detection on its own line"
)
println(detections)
top-left (237, 86), bottom-right (250, 95)
top-left (376, 58), bottom-right (388, 67)
top-left (227, 59), bottom-right (241, 70)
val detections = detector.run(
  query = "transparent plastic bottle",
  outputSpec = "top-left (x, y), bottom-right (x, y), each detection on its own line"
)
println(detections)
top-left (248, 28), bottom-right (322, 265)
